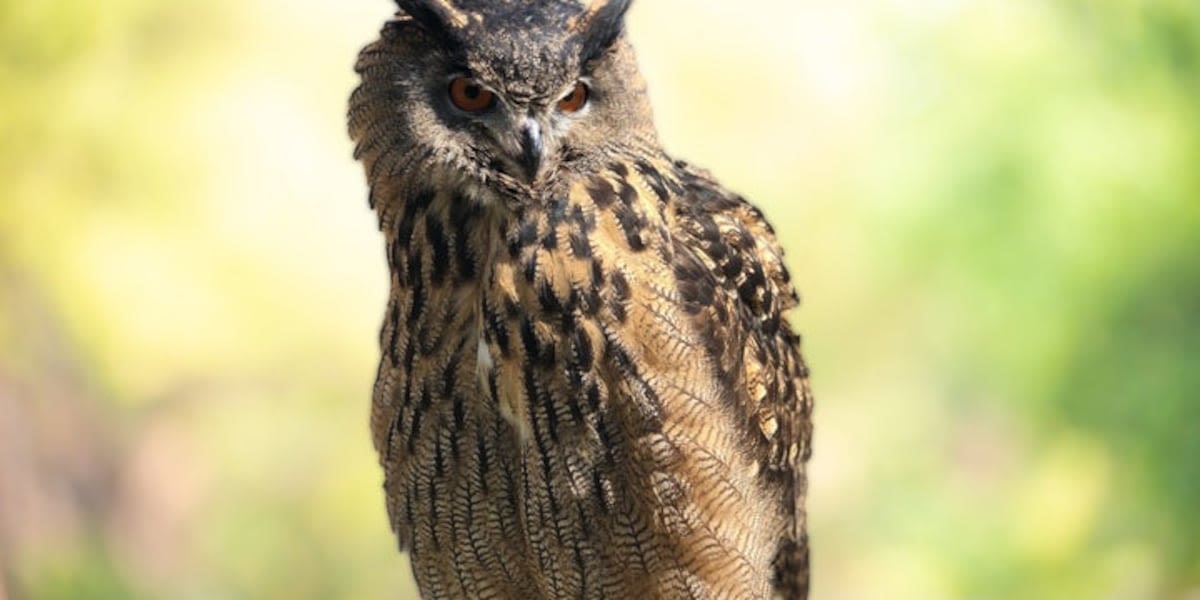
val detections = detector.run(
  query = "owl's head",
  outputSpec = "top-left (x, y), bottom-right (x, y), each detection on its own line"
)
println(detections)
top-left (350, 0), bottom-right (657, 203)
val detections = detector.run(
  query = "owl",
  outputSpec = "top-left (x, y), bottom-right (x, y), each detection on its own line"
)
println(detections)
top-left (348, 0), bottom-right (814, 598)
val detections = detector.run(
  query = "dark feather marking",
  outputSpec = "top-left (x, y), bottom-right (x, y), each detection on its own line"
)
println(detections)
top-left (484, 297), bottom-right (511, 358)
top-left (569, 229), bottom-right (592, 258)
top-left (475, 432), bottom-right (491, 491)
top-left (520, 316), bottom-right (556, 368)
top-left (616, 179), bottom-right (638, 206)
top-left (387, 302), bottom-right (402, 366)
top-left (547, 197), bottom-right (569, 229)
top-left (610, 270), bottom-right (631, 323)
top-left (526, 391), bottom-right (561, 518)
top-left (525, 361), bottom-right (559, 444)
top-left (426, 217), bottom-right (451, 285)
top-left (571, 203), bottom-right (597, 232)
top-left (585, 381), bottom-right (601, 411)
top-left (587, 178), bottom-right (617, 208)
top-left (537, 281), bottom-right (564, 315)
top-left (634, 159), bottom-right (670, 201)
top-left (570, 326), bottom-right (594, 372)
top-left (614, 203), bottom-right (647, 251)
top-left (407, 250), bottom-right (426, 325)
top-left (518, 219), bottom-right (539, 248)
top-left (721, 252), bottom-right (744, 281)
top-left (397, 190), bottom-right (433, 247)
top-left (541, 228), bottom-right (559, 250)
top-left (407, 385), bottom-right (433, 453)
top-left (448, 194), bottom-right (480, 280)
top-left (673, 252), bottom-right (716, 315)
top-left (434, 427), bottom-right (446, 478)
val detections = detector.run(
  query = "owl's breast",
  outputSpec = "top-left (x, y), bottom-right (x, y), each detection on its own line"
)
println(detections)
top-left (374, 167), bottom-right (787, 598)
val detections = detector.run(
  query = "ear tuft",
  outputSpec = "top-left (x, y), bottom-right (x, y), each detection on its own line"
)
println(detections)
top-left (395, 0), bottom-right (471, 46)
top-left (572, 0), bottom-right (634, 61)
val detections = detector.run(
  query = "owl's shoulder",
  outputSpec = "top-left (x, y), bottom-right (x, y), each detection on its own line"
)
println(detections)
top-left (666, 161), bottom-right (799, 323)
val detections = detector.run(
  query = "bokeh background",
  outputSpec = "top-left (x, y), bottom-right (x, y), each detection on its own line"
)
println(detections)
top-left (2, 0), bottom-right (1198, 598)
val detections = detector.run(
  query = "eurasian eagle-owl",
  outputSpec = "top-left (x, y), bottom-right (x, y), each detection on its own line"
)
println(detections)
top-left (348, 1), bottom-right (814, 597)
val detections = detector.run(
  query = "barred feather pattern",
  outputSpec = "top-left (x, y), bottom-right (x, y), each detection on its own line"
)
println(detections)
top-left (349, 10), bottom-right (813, 600)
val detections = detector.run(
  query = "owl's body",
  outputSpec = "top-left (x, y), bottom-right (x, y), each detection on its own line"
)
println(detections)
top-left (349, 1), bottom-right (813, 598)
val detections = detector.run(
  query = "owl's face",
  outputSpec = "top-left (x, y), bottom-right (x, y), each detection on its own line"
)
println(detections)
top-left (365, 0), bottom-right (656, 199)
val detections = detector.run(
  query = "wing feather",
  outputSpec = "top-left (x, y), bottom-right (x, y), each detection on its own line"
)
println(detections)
top-left (668, 163), bottom-right (814, 599)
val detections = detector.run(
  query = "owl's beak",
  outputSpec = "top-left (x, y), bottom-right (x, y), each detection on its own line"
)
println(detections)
top-left (517, 118), bottom-right (543, 182)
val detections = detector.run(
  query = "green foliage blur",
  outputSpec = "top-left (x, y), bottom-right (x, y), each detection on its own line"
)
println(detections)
top-left (1, 0), bottom-right (1197, 598)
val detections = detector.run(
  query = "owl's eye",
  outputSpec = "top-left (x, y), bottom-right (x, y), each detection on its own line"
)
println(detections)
top-left (449, 78), bottom-right (496, 113)
top-left (557, 82), bottom-right (589, 114)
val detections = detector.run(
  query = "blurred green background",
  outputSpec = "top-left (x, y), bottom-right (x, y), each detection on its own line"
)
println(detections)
top-left (1, 0), bottom-right (1197, 598)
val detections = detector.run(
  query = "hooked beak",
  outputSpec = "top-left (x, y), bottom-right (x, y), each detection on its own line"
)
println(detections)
top-left (517, 118), bottom-right (543, 182)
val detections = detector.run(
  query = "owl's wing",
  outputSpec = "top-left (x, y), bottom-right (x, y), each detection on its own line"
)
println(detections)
top-left (669, 164), bottom-right (814, 599)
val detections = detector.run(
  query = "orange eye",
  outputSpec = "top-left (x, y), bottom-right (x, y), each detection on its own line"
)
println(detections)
top-left (449, 77), bottom-right (496, 113)
top-left (557, 82), bottom-right (589, 113)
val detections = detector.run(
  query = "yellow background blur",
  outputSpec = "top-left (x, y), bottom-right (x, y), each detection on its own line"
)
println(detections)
top-left (2, 0), bottom-right (1198, 598)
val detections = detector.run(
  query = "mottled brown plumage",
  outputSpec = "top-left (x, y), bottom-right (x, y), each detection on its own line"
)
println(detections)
top-left (348, 1), bottom-right (813, 597)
